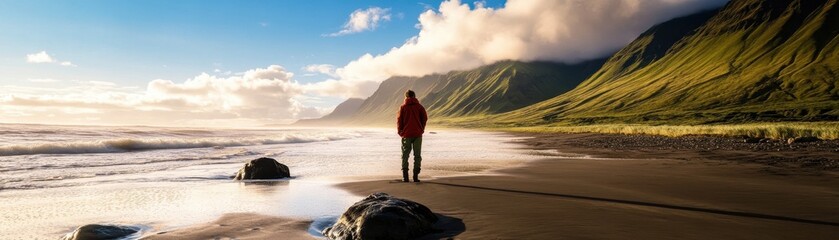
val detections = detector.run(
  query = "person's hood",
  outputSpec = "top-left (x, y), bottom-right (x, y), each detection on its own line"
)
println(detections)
top-left (403, 97), bottom-right (420, 106)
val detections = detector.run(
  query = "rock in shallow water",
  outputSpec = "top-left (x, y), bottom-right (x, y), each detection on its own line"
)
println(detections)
top-left (61, 224), bottom-right (140, 240)
top-left (234, 157), bottom-right (291, 180)
top-left (323, 192), bottom-right (439, 240)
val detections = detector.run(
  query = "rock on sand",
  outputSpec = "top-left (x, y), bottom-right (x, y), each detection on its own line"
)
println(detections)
top-left (323, 192), bottom-right (439, 240)
top-left (61, 224), bottom-right (140, 240)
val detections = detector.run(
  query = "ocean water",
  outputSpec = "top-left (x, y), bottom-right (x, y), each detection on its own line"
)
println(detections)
top-left (0, 124), bottom-right (544, 239)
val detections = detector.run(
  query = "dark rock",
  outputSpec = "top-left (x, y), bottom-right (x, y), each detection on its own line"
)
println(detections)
top-left (788, 137), bottom-right (821, 144)
top-left (234, 157), bottom-right (290, 180)
top-left (61, 224), bottom-right (140, 240)
top-left (743, 137), bottom-right (761, 143)
top-left (323, 192), bottom-right (438, 240)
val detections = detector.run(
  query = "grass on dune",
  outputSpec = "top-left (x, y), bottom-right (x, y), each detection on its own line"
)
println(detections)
top-left (501, 122), bottom-right (839, 140)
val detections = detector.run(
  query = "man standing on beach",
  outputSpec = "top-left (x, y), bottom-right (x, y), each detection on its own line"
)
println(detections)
top-left (397, 90), bottom-right (428, 182)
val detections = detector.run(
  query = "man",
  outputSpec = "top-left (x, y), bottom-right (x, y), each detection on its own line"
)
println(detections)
top-left (397, 90), bottom-right (428, 182)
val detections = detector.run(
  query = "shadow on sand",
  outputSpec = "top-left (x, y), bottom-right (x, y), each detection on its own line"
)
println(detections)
top-left (418, 214), bottom-right (466, 240)
top-left (308, 214), bottom-right (465, 239)
top-left (424, 181), bottom-right (839, 227)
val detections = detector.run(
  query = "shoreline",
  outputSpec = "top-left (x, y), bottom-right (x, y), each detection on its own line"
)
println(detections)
top-left (337, 132), bottom-right (839, 239)
top-left (141, 213), bottom-right (313, 240)
top-left (513, 132), bottom-right (839, 171)
top-left (140, 132), bottom-right (839, 239)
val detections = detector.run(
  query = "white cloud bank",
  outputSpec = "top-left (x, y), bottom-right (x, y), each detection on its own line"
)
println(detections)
top-left (25, 51), bottom-right (76, 67)
top-left (328, 7), bottom-right (392, 36)
top-left (0, 65), bottom-right (325, 127)
top-left (311, 0), bottom-right (728, 98)
top-left (303, 64), bottom-right (338, 77)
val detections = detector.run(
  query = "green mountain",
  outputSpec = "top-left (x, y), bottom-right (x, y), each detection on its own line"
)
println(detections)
top-left (344, 59), bottom-right (605, 125)
top-left (489, 0), bottom-right (839, 126)
top-left (294, 98), bottom-right (365, 126)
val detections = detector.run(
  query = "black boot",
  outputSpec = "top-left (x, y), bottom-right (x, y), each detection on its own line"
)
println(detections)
top-left (402, 170), bottom-right (409, 182)
top-left (413, 169), bottom-right (421, 182)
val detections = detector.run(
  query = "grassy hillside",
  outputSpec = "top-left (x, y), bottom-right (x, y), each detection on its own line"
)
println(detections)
top-left (506, 122), bottom-right (839, 140)
top-left (345, 59), bottom-right (605, 125)
top-left (485, 0), bottom-right (839, 127)
top-left (346, 75), bottom-right (441, 125)
top-left (424, 60), bottom-right (604, 116)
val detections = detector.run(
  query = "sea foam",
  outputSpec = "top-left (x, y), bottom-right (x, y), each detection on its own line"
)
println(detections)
top-left (0, 133), bottom-right (358, 156)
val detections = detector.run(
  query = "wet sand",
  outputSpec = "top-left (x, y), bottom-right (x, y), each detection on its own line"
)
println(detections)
top-left (142, 213), bottom-right (312, 239)
top-left (522, 133), bottom-right (839, 170)
top-left (338, 133), bottom-right (839, 239)
top-left (142, 133), bottom-right (839, 239)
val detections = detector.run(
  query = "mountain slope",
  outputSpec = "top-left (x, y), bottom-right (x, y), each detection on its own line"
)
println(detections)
top-left (424, 60), bottom-right (604, 117)
top-left (491, 0), bottom-right (839, 126)
top-left (294, 98), bottom-right (365, 126)
top-left (346, 75), bottom-right (441, 125)
top-left (346, 59), bottom-right (605, 125)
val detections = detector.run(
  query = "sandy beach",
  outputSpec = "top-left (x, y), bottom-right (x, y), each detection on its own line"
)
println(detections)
top-left (143, 132), bottom-right (839, 239)
top-left (143, 213), bottom-right (313, 240)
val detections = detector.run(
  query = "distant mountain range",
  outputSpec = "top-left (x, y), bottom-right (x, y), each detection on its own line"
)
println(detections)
top-left (295, 98), bottom-right (364, 126)
top-left (296, 0), bottom-right (839, 127)
top-left (300, 59), bottom-right (604, 126)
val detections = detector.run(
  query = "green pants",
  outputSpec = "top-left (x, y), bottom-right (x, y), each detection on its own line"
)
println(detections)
top-left (401, 137), bottom-right (422, 171)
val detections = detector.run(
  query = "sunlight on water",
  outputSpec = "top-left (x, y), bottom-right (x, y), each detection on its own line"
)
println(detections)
top-left (0, 124), bottom-right (542, 239)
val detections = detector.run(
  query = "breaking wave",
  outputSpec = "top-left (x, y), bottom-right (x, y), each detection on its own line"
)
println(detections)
top-left (0, 133), bottom-right (358, 156)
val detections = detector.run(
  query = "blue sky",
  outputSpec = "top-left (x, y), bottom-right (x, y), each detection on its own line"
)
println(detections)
top-left (0, 0), bottom-right (724, 127)
top-left (0, 0), bottom-right (502, 87)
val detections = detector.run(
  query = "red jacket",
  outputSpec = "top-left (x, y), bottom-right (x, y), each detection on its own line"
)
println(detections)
top-left (397, 97), bottom-right (428, 138)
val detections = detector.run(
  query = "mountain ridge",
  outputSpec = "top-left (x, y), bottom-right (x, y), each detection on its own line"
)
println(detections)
top-left (294, 98), bottom-right (365, 126)
top-left (300, 59), bottom-right (605, 126)
top-left (486, 0), bottom-right (839, 126)
top-left (299, 0), bottom-right (838, 129)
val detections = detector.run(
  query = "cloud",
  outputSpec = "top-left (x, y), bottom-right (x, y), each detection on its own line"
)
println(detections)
top-left (242, 65), bottom-right (294, 81)
top-left (1, 65), bottom-right (325, 126)
top-left (27, 78), bottom-right (61, 83)
top-left (303, 64), bottom-right (338, 77)
top-left (25, 51), bottom-right (77, 67)
top-left (84, 80), bottom-right (117, 86)
top-left (26, 51), bottom-right (55, 63)
top-left (145, 65), bottom-right (311, 119)
top-left (328, 7), bottom-right (392, 36)
top-left (313, 0), bottom-right (728, 98)
top-left (213, 69), bottom-right (233, 75)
